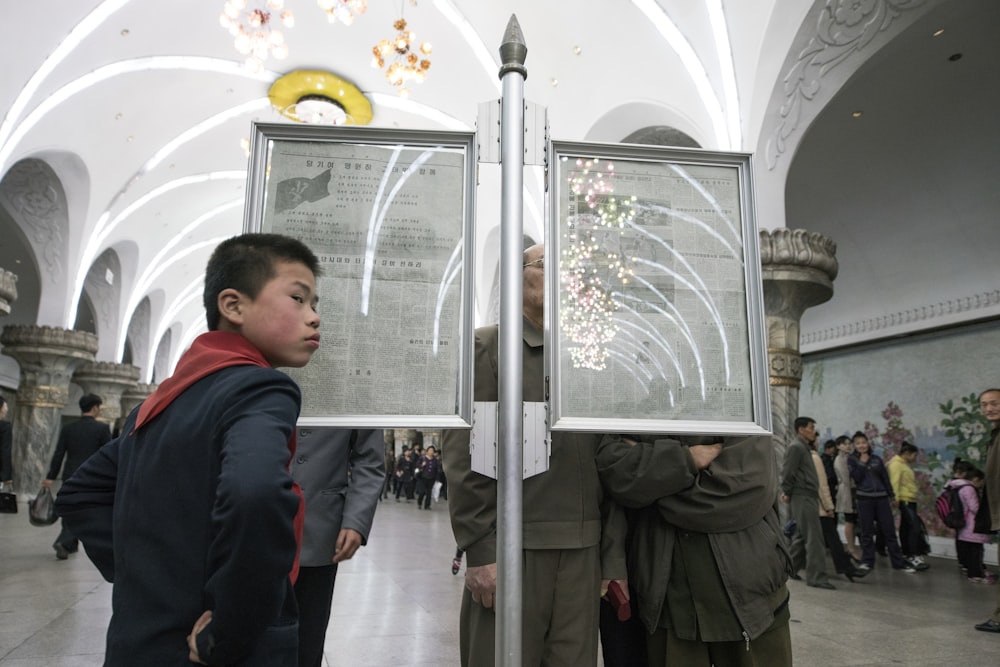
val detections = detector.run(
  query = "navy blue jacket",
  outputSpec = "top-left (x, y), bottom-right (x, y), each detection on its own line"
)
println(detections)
top-left (847, 452), bottom-right (894, 499)
top-left (56, 365), bottom-right (301, 666)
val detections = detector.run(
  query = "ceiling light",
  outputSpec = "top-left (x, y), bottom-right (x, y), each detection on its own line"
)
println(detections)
top-left (851, 111), bottom-right (863, 118)
top-left (269, 70), bottom-right (372, 124)
top-left (220, 0), bottom-right (294, 73)
top-left (372, 18), bottom-right (432, 97)
top-left (932, 28), bottom-right (944, 37)
top-left (318, 0), bottom-right (367, 25)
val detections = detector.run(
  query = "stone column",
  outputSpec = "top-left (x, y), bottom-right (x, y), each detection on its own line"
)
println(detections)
top-left (0, 326), bottom-right (97, 494)
top-left (73, 361), bottom-right (142, 427)
top-left (121, 382), bottom-right (158, 423)
top-left (0, 268), bottom-right (17, 316)
top-left (759, 229), bottom-right (839, 456)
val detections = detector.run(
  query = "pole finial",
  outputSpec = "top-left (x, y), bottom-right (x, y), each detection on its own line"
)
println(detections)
top-left (498, 14), bottom-right (527, 80)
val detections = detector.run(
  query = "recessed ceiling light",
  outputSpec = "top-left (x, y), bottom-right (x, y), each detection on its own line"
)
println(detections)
top-left (551, 78), bottom-right (558, 87)
top-left (851, 110), bottom-right (863, 118)
top-left (126, 135), bottom-right (134, 142)
top-left (114, 112), bottom-right (123, 120)
top-left (573, 46), bottom-right (582, 56)
top-left (121, 29), bottom-right (129, 37)
top-left (932, 28), bottom-right (944, 37)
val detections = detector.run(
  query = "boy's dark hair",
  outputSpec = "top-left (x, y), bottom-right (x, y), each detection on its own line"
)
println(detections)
top-left (79, 393), bottom-right (103, 413)
top-left (899, 441), bottom-right (918, 455)
top-left (834, 435), bottom-right (851, 446)
top-left (967, 468), bottom-right (985, 481)
top-left (793, 416), bottom-right (815, 431)
top-left (852, 431), bottom-right (868, 441)
top-left (823, 439), bottom-right (836, 451)
top-left (203, 233), bottom-right (321, 331)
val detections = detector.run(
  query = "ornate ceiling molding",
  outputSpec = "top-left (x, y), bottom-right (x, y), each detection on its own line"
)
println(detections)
top-left (0, 159), bottom-right (66, 283)
top-left (764, 0), bottom-right (930, 171)
top-left (801, 288), bottom-right (1000, 350)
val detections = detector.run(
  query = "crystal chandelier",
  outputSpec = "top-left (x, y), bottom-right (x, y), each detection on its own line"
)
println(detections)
top-left (317, 0), bottom-right (367, 25)
top-left (371, 18), bottom-right (432, 97)
top-left (219, 0), bottom-right (294, 73)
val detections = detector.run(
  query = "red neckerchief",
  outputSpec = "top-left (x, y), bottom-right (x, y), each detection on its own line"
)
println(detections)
top-left (134, 330), bottom-right (305, 583)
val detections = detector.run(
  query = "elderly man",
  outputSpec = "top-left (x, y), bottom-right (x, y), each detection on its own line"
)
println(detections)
top-left (975, 388), bottom-right (1000, 634)
top-left (442, 244), bottom-right (625, 666)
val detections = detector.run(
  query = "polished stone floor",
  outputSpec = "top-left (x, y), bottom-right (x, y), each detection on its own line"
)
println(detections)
top-left (2, 497), bottom-right (999, 666)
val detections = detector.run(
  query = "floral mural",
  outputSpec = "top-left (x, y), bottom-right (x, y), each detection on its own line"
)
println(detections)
top-left (800, 322), bottom-right (999, 539)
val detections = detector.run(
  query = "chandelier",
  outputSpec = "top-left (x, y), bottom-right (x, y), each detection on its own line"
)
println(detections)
top-left (219, 0), bottom-right (294, 73)
top-left (317, 0), bottom-right (367, 25)
top-left (371, 18), bottom-right (432, 97)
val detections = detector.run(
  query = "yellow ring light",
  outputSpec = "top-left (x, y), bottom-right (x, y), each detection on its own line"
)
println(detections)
top-left (268, 70), bottom-right (373, 125)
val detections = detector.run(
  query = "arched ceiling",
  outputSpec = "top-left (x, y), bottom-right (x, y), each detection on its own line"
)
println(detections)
top-left (0, 0), bottom-right (994, 381)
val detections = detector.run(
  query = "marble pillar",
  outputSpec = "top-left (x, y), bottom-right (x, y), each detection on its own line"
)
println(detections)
top-left (0, 326), bottom-right (98, 494)
top-left (759, 228), bottom-right (839, 459)
top-left (0, 268), bottom-right (17, 316)
top-left (121, 382), bottom-right (158, 423)
top-left (73, 361), bottom-right (142, 427)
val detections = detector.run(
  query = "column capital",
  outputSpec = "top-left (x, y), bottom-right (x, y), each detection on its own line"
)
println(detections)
top-left (74, 361), bottom-right (142, 424)
top-left (0, 268), bottom-right (17, 315)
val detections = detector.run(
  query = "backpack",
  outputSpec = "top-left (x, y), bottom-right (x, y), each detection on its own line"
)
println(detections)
top-left (936, 485), bottom-right (965, 529)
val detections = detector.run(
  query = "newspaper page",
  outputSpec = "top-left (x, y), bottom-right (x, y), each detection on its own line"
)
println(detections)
top-left (262, 139), bottom-right (466, 421)
top-left (556, 156), bottom-right (753, 423)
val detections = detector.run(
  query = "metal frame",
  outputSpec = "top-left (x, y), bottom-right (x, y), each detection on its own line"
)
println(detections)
top-left (244, 122), bottom-right (476, 428)
top-left (546, 140), bottom-right (771, 435)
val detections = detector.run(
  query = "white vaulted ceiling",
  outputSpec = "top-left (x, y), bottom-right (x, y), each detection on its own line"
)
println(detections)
top-left (0, 0), bottom-right (997, 384)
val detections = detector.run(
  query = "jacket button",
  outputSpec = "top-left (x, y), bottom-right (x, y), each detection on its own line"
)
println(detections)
top-left (297, 455), bottom-right (306, 464)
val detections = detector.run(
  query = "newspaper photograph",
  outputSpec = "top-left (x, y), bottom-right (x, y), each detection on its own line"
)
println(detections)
top-left (258, 136), bottom-right (469, 424)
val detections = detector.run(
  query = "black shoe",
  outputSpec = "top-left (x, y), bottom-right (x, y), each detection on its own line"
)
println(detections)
top-left (808, 582), bottom-right (836, 590)
top-left (54, 543), bottom-right (69, 560)
top-left (975, 619), bottom-right (1000, 633)
top-left (789, 572), bottom-right (802, 581)
top-left (844, 567), bottom-right (869, 582)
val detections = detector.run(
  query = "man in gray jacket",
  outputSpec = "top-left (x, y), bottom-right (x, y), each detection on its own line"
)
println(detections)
top-left (291, 427), bottom-right (385, 667)
top-left (780, 416), bottom-right (834, 590)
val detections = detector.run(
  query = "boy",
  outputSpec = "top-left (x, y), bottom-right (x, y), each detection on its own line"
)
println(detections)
top-left (55, 233), bottom-right (322, 666)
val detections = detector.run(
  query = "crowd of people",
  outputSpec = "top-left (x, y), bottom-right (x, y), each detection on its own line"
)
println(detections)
top-left (3, 233), bottom-right (996, 665)
top-left (385, 443), bottom-right (445, 509)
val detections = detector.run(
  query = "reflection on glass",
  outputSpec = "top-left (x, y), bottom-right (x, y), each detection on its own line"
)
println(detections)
top-left (556, 153), bottom-right (754, 424)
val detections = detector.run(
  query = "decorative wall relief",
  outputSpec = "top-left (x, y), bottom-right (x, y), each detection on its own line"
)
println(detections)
top-left (765, 0), bottom-right (931, 170)
top-left (0, 159), bottom-right (66, 283)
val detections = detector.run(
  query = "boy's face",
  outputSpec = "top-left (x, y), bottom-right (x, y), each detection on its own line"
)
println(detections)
top-left (228, 260), bottom-right (320, 368)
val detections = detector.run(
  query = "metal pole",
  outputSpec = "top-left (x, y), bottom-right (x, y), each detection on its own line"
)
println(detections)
top-left (496, 14), bottom-right (527, 667)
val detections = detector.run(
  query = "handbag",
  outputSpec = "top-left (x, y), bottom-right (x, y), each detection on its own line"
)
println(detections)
top-left (28, 486), bottom-right (58, 526)
top-left (0, 490), bottom-right (16, 514)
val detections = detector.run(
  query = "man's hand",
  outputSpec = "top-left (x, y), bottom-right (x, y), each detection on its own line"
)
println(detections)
top-left (186, 610), bottom-right (212, 665)
top-left (41, 479), bottom-right (53, 489)
top-left (465, 563), bottom-right (497, 609)
top-left (781, 494), bottom-right (790, 503)
top-left (689, 443), bottom-right (723, 470)
top-left (333, 528), bottom-right (363, 563)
